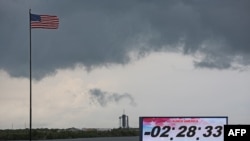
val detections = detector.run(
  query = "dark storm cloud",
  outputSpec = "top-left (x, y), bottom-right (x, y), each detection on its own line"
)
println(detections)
top-left (89, 88), bottom-right (136, 107)
top-left (1, 0), bottom-right (250, 79)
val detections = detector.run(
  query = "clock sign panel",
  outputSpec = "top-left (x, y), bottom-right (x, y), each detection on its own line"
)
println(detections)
top-left (139, 117), bottom-right (228, 141)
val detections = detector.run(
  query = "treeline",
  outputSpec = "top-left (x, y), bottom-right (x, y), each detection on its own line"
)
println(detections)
top-left (0, 128), bottom-right (139, 140)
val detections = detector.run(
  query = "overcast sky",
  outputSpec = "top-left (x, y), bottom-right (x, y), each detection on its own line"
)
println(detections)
top-left (0, 0), bottom-right (250, 129)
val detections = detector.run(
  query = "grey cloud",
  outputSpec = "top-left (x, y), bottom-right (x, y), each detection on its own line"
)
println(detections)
top-left (1, 0), bottom-right (250, 79)
top-left (89, 88), bottom-right (136, 107)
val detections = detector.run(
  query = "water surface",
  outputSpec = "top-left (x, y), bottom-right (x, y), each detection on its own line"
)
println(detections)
top-left (15, 136), bottom-right (139, 141)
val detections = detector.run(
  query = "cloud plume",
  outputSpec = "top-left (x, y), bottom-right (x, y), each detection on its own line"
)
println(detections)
top-left (89, 88), bottom-right (136, 107)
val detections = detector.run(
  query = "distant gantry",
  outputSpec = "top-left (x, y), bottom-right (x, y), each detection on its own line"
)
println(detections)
top-left (119, 110), bottom-right (129, 129)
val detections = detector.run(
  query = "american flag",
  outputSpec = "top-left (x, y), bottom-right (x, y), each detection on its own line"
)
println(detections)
top-left (30, 13), bottom-right (59, 29)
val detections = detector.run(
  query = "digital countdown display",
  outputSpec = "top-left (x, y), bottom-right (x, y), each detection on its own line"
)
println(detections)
top-left (140, 116), bottom-right (228, 141)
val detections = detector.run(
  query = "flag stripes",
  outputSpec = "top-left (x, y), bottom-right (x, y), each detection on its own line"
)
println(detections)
top-left (30, 14), bottom-right (59, 29)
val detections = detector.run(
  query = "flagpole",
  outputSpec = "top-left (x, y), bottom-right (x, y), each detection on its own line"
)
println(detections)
top-left (29, 9), bottom-right (32, 141)
top-left (28, 11), bottom-right (58, 140)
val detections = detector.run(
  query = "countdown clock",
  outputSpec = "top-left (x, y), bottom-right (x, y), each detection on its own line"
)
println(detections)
top-left (139, 116), bottom-right (228, 141)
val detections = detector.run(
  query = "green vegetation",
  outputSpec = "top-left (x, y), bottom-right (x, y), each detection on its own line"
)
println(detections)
top-left (0, 128), bottom-right (139, 140)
